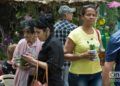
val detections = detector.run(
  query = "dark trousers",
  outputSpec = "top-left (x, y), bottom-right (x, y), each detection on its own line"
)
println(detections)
top-left (69, 72), bottom-right (102, 86)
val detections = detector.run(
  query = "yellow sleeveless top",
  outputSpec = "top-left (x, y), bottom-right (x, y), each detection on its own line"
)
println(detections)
top-left (68, 26), bottom-right (102, 74)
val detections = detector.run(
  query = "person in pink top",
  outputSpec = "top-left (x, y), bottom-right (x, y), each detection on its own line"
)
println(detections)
top-left (12, 20), bottom-right (42, 86)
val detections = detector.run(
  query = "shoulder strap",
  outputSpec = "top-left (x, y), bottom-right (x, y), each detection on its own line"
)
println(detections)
top-left (46, 64), bottom-right (48, 85)
top-left (35, 61), bottom-right (39, 80)
top-left (42, 62), bottom-right (48, 85)
top-left (35, 61), bottom-right (48, 85)
top-left (95, 30), bottom-right (100, 43)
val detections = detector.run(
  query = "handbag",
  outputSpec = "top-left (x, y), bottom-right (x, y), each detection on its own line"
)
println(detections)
top-left (31, 61), bottom-right (48, 86)
top-left (96, 30), bottom-right (105, 66)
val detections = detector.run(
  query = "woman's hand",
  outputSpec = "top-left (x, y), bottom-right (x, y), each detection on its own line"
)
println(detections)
top-left (21, 54), bottom-right (37, 66)
top-left (81, 50), bottom-right (96, 60)
top-left (20, 63), bottom-right (30, 70)
top-left (22, 55), bottom-right (47, 70)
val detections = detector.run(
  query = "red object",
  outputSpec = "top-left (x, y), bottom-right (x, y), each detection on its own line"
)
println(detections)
top-left (31, 80), bottom-right (42, 86)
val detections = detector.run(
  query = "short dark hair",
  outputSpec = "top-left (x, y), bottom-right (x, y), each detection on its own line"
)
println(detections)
top-left (81, 5), bottom-right (97, 16)
top-left (20, 20), bottom-right (35, 34)
top-left (35, 14), bottom-right (54, 33)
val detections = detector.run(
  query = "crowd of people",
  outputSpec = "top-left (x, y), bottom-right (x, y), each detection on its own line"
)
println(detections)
top-left (0, 4), bottom-right (120, 86)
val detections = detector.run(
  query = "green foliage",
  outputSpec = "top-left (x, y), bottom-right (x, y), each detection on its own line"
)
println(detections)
top-left (0, 37), bottom-right (1, 43)
top-left (72, 17), bottom-right (79, 25)
top-left (99, 2), bottom-right (119, 33)
top-left (16, 2), bottom-right (39, 20)
top-left (0, 48), bottom-right (7, 60)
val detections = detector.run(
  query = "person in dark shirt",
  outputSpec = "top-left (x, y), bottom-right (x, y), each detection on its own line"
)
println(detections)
top-left (2, 44), bottom-right (16, 74)
top-left (22, 14), bottom-right (64, 86)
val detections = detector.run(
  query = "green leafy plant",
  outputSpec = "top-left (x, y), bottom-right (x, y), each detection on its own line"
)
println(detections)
top-left (87, 38), bottom-right (96, 50)
top-left (89, 44), bottom-right (95, 50)
top-left (20, 57), bottom-right (27, 66)
top-left (0, 48), bottom-right (7, 60)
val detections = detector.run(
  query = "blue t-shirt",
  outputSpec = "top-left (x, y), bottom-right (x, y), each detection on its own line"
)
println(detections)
top-left (106, 30), bottom-right (120, 86)
top-left (106, 30), bottom-right (120, 71)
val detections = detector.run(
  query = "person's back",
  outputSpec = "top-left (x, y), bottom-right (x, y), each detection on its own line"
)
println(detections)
top-left (54, 5), bottom-right (77, 45)
top-left (54, 19), bottom-right (77, 45)
top-left (54, 5), bottom-right (77, 86)
top-left (2, 44), bottom-right (17, 74)
top-left (106, 30), bottom-right (120, 71)
top-left (103, 30), bottom-right (120, 86)
top-left (2, 60), bottom-right (16, 74)
top-left (0, 44), bottom-right (16, 86)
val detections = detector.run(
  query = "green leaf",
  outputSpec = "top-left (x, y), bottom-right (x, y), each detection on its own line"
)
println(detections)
top-left (90, 44), bottom-right (95, 50)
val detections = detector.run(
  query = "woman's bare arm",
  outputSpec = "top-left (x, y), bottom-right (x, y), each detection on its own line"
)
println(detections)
top-left (64, 38), bottom-right (93, 61)
top-left (102, 61), bottom-right (115, 86)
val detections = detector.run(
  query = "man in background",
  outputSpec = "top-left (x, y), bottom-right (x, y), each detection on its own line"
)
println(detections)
top-left (54, 5), bottom-right (77, 86)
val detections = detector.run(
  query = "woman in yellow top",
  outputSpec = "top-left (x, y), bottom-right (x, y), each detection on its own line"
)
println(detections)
top-left (64, 5), bottom-right (103, 86)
